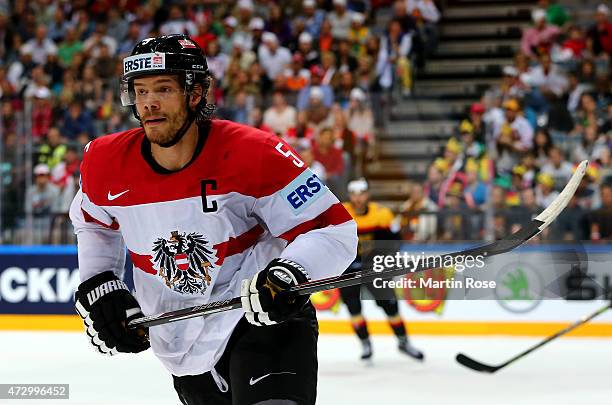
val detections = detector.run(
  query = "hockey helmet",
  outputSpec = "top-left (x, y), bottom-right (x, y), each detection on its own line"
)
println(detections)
top-left (120, 34), bottom-right (209, 107)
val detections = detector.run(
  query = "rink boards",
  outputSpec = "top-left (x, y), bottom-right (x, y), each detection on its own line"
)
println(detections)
top-left (0, 244), bottom-right (611, 336)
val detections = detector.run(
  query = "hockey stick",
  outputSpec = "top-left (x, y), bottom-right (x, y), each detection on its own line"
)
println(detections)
top-left (456, 301), bottom-right (611, 373)
top-left (128, 160), bottom-right (588, 329)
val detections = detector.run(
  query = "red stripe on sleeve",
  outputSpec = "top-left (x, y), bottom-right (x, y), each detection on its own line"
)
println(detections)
top-left (213, 225), bottom-right (265, 265)
top-left (128, 250), bottom-right (157, 275)
top-left (81, 208), bottom-right (120, 230)
top-left (278, 203), bottom-right (353, 243)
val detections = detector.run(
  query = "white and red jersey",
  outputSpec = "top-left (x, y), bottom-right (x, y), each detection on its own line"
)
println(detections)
top-left (69, 119), bottom-right (357, 376)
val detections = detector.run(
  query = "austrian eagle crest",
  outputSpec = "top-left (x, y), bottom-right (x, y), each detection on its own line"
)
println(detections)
top-left (152, 231), bottom-right (217, 295)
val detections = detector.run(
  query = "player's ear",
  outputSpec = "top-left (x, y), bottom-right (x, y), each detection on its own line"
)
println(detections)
top-left (190, 84), bottom-right (203, 108)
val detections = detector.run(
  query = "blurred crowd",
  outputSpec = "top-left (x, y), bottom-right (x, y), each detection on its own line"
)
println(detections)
top-left (0, 0), bottom-right (441, 244)
top-left (402, 1), bottom-right (612, 243)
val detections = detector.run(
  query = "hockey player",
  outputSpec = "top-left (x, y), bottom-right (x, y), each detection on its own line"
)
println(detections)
top-left (70, 34), bottom-right (357, 405)
top-left (341, 178), bottom-right (424, 361)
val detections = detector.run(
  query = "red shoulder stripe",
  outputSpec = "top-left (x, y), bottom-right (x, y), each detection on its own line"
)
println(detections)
top-left (278, 203), bottom-right (353, 243)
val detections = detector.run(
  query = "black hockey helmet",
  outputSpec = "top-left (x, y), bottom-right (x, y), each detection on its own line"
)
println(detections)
top-left (120, 34), bottom-right (214, 146)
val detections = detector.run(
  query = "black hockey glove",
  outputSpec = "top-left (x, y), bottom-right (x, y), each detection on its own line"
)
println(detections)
top-left (75, 271), bottom-right (150, 355)
top-left (241, 258), bottom-right (311, 326)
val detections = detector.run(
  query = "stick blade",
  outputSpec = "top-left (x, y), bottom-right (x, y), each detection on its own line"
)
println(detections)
top-left (455, 353), bottom-right (500, 373)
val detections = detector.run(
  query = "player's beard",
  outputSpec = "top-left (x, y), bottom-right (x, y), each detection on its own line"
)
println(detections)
top-left (143, 108), bottom-right (188, 148)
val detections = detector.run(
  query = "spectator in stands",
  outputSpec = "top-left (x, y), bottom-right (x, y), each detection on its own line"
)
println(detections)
top-left (258, 31), bottom-right (291, 82)
top-left (335, 38), bottom-right (359, 73)
top-left (297, 66), bottom-right (334, 111)
top-left (399, 182), bottom-right (438, 241)
top-left (20, 24), bottom-right (57, 65)
top-left (320, 51), bottom-right (340, 88)
top-left (354, 54), bottom-right (376, 93)
top-left (229, 36), bottom-right (257, 72)
top-left (295, 32), bottom-right (319, 69)
top-left (57, 27), bottom-right (83, 68)
top-left (590, 183), bottom-right (612, 240)
top-left (26, 163), bottom-right (60, 244)
top-left (328, 0), bottom-right (353, 40)
top-left (465, 102), bottom-right (488, 144)
top-left (160, 4), bottom-right (197, 37)
top-left (571, 93), bottom-right (604, 135)
top-left (535, 172), bottom-right (560, 208)
top-left (295, 139), bottom-right (327, 182)
top-left (0, 11), bottom-right (14, 64)
top-left (80, 65), bottom-right (104, 111)
top-left (587, 4), bottom-right (612, 58)
top-left (541, 146), bottom-right (574, 191)
top-left (318, 18), bottom-right (334, 53)
top-left (82, 22), bottom-right (117, 59)
top-left (304, 86), bottom-right (334, 133)
top-left (313, 127), bottom-right (345, 196)
top-left (405, 0), bottom-right (440, 55)
top-left (496, 65), bottom-right (525, 101)
top-left (458, 120), bottom-right (485, 160)
top-left (37, 127), bottom-right (66, 169)
top-left (508, 187), bottom-right (542, 233)
top-left (531, 127), bottom-right (553, 168)
top-left (520, 8), bottom-right (560, 59)
top-left (392, 1), bottom-right (419, 46)
top-left (31, 87), bottom-right (53, 143)
top-left (51, 145), bottom-right (80, 190)
top-left (378, 19), bottom-right (413, 96)
top-left (300, 0), bottom-right (325, 39)
top-left (7, 46), bottom-right (33, 90)
top-left (572, 125), bottom-right (608, 162)
top-left (567, 71), bottom-right (592, 113)
top-left (537, 0), bottom-right (569, 27)
top-left (208, 41), bottom-right (230, 92)
top-left (284, 53), bottom-right (310, 92)
top-left (106, 7), bottom-right (128, 45)
top-left (593, 76), bottom-right (611, 110)
top-left (578, 59), bottom-right (597, 85)
top-left (424, 160), bottom-right (446, 207)
top-left (332, 105), bottom-right (358, 175)
top-left (491, 185), bottom-right (509, 239)
top-left (346, 87), bottom-right (374, 145)
top-left (494, 98), bottom-right (534, 174)
top-left (118, 22), bottom-right (143, 56)
top-left (263, 91), bottom-right (297, 137)
top-left (521, 53), bottom-right (568, 117)
top-left (464, 159), bottom-right (488, 208)
top-left (235, 0), bottom-right (255, 34)
top-left (265, 3), bottom-right (292, 46)
top-left (47, 7), bottom-right (69, 43)
top-left (440, 182), bottom-right (471, 240)
top-left (555, 25), bottom-right (587, 62)
top-left (549, 194), bottom-right (588, 240)
top-left (61, 101), bottom-right (95, 141)
top-left (348, 13), bottom-right (370, 56)
top-left (218, 16), bottom-right (239, 55)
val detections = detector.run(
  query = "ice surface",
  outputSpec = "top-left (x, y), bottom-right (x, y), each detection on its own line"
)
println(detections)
top-left (0, 331), bottom-right (609, 404)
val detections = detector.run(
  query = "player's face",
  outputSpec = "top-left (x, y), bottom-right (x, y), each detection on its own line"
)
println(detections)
top-left (349, 192), bottom-right (368, 211)
top-left (134, 75), bottom-right (187, 146)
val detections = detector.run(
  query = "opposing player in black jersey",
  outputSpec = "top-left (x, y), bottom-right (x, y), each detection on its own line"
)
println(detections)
top-left (341, 179), bottom-right (424, 361)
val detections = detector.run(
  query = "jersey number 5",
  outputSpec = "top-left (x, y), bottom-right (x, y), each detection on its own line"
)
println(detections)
top-left (275, 142), bottom-right (304, 168)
